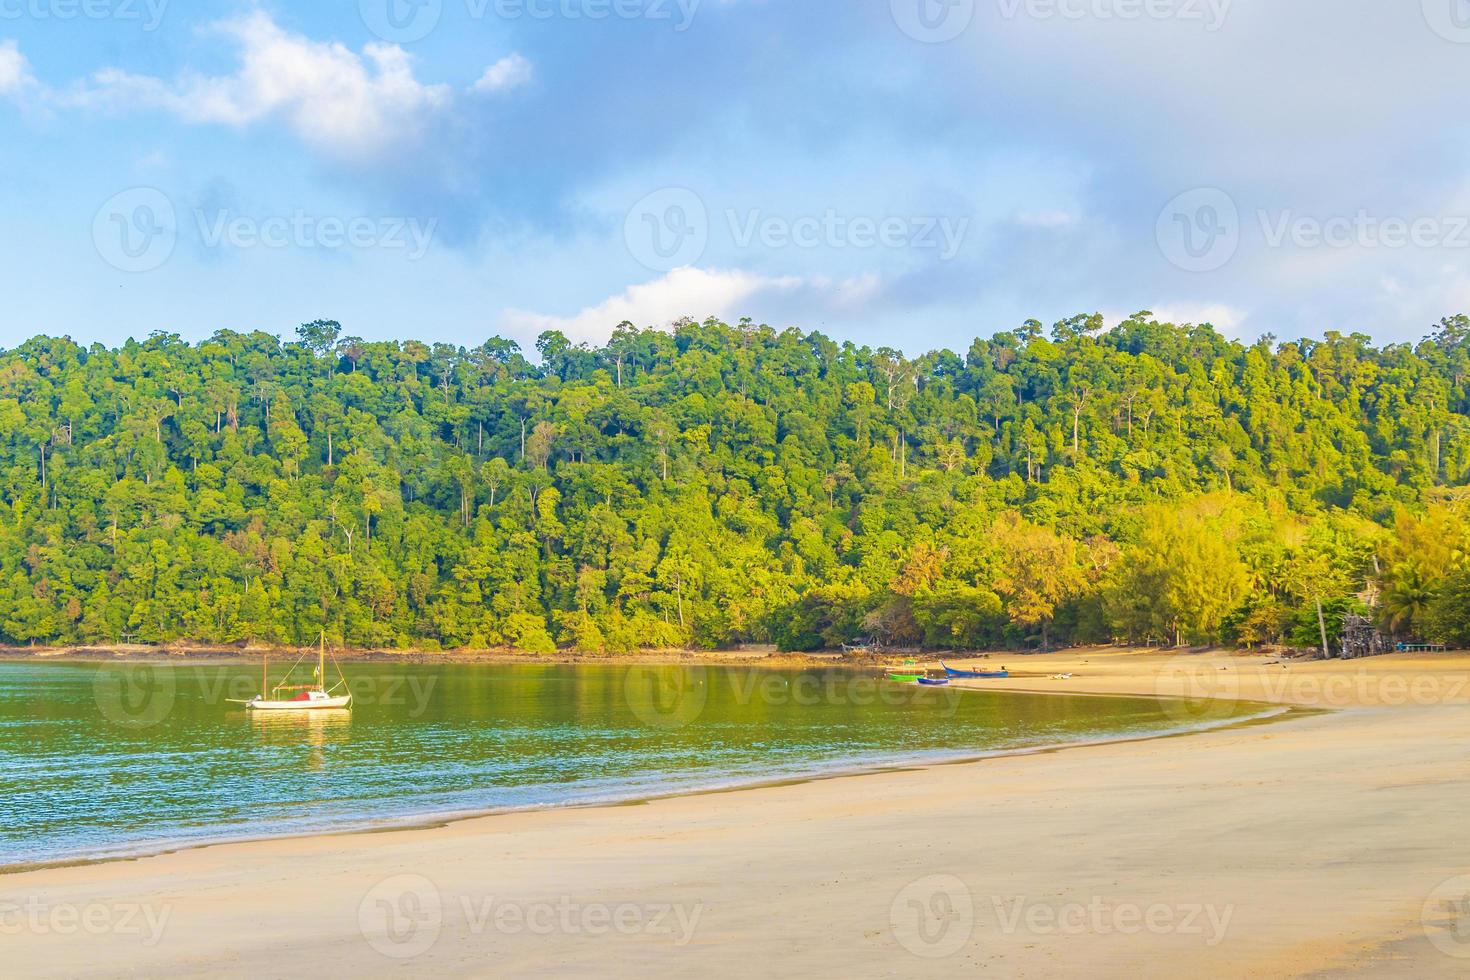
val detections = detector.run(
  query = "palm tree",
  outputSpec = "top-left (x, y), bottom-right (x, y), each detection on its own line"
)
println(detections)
top-left (1379, 563), bottom-right (1438, 637)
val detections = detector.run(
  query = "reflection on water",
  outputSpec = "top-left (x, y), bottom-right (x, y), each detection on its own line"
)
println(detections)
top-left (0, 662), bottom-right (1263, 868)
top-left (245, 709), bottom-right (352, 771)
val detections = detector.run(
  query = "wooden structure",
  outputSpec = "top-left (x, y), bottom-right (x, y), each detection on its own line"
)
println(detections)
top-left (1339, 614), bottom-right (1387, 660)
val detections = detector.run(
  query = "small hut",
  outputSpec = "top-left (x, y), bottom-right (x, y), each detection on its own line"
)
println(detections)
top-left (1339, 614), bottom-right (1386, 660)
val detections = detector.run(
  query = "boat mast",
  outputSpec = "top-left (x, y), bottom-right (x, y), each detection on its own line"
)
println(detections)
top-left (319, 630), bottom-right (326, 690)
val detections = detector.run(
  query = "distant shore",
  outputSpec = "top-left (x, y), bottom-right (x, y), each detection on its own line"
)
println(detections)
top-left (0, 640), bottom-right (1283, 671)
top-left (0, 642), bottom-right (854, 669)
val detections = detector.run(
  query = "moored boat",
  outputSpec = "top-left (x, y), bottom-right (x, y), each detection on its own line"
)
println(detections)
top-left (941, 662), bottom-right (1010, 679)
top-left (230, 632), bottom-right (352, 711)
top-left (887, 673), bottom-right (922, 682)
top-left (916, 677), bottom-right (950, 686)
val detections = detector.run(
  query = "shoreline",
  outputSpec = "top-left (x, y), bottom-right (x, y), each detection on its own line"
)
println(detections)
top-left (0, 643), bottom-right (859, 668)
top-left (6, 648), bottom-right (1470, 977)
top-left (0, 695), bottom-right (1301, 877)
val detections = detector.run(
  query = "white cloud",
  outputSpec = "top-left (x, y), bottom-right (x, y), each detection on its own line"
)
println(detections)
top-left (18, 13), bottom-right (518, 166)
top-left (501, 267), bottom-right (811, 344)
top-left (472, 54), bottom-right (532, 95)
top-left (0, 40), bottom-right (36, 98)
top-left (1148, 304), bottom-right (1247, 336)
top-left (60, 13), bottom-right (450, 161)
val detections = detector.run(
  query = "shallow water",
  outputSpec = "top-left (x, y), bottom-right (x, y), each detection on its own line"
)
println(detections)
top-left (0, 661), bottom-right (1261, 868)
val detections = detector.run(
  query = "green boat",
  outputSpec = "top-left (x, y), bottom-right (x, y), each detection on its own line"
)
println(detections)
top-left (887, 673), bottom-right (922, 682)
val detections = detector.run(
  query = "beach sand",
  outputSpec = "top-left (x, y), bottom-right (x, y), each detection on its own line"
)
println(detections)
top-left (4, 649), bottom-right (1469, 978)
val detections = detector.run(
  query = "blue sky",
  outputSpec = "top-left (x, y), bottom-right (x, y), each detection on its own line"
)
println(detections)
top-left (4, 1), bottom-right (1470, 354)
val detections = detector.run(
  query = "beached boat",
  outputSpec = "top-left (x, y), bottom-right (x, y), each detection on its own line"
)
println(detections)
top-left (230, 633), bottom-right (352, 711)
top-left (916, 677), bottom-right (950, 686)
top-left (941, 662), bottom-right (1010, 679)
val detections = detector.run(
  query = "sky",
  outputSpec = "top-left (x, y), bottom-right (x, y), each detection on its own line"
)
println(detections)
top-left (4, 0), bottom-right (1470, 355)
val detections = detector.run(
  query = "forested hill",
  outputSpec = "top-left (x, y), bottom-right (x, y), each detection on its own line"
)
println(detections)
top-left (4, 313), bottom-right (1470, 654)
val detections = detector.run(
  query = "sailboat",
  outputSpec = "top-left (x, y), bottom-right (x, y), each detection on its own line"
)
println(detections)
top-left (231, 632), bottom-right (352, 711)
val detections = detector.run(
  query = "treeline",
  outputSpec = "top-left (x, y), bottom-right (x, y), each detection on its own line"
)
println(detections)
top-left (3, 313), bottom-right (1470, 653)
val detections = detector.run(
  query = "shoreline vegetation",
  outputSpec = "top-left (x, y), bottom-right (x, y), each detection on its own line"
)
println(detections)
top-left (7, 648), bottom-right (1470, 976)
top-left (0, 640), bottom-right (1338, 668)
top-left (9, 317), bottom-right (1470, 661)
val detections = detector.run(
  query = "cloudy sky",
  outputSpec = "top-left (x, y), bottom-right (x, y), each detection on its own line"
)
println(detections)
top-left (3, 1), bottom-right (1470, 353)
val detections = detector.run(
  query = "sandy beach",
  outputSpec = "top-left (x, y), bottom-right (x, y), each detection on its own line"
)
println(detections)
top-left (5, 649), bottom-right (1469, 978)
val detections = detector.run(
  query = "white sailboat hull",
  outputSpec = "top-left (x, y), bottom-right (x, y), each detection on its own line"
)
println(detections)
top-left (247, 693), bottom-right (353, 711)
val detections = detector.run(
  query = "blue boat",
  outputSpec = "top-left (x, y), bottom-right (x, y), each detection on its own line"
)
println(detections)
top-left (941, 662), bottom-right (1010, 679)
top-left (916, 677), bottom-right (950, 686)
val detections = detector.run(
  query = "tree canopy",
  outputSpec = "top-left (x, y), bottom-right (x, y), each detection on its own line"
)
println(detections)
top-left (3, 312), bottom-right (1470, 653)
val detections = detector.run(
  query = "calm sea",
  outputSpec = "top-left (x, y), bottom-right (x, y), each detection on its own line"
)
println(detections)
top-left (0, 661), bottom-right (1264, 869)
